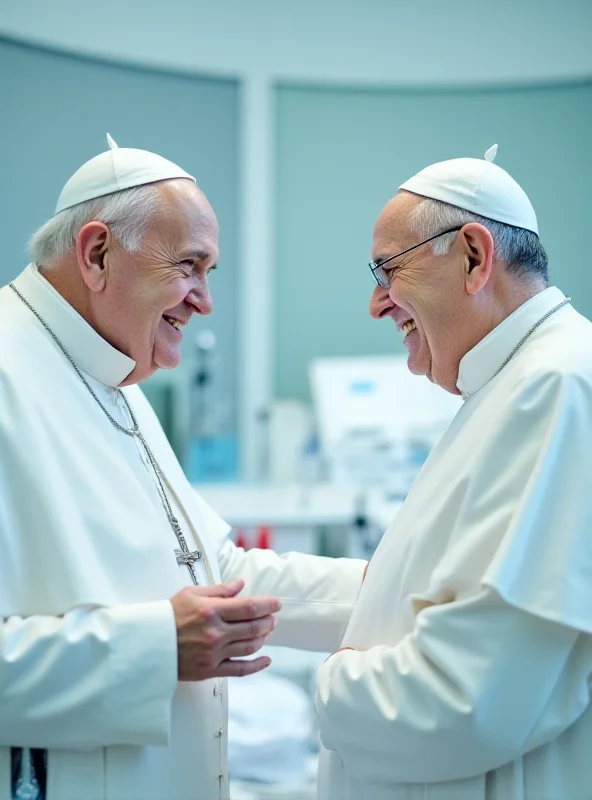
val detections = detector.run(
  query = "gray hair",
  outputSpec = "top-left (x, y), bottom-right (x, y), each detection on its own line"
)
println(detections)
top-left (408, 195), bottom-right (549, 284)
top-left (29, 184), bottom-right (161, 266)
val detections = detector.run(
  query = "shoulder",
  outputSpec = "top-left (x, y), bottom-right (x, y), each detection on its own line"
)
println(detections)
top-left (0, 285), bottom-right (57, 377)
top-left (509, 306), bottom-right (592, 403)
top-left (491, 365), bottom-right (592, 450)
top-left (0, 290), bottom-right (71, 439)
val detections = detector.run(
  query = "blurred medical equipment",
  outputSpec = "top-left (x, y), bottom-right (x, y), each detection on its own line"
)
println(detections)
top-left (196, 355), bottom-right (461, 562)
top-left (310, 355), bottom-right (462, 492)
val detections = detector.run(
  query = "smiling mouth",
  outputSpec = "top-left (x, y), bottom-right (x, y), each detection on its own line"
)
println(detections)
top-left (402, 319), bottom-right (417, 339)
top-left (163, 315), bottom-right (185, 332)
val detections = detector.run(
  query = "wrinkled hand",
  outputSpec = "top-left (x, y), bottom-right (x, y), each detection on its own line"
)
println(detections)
top-left (170, 579), bottom-right (281, 681)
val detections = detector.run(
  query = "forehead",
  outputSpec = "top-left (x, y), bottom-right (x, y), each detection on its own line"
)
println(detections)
top-left (151, 179), bottom-right (219, 250)
top-left (372, 191), bottom-right (420, 260)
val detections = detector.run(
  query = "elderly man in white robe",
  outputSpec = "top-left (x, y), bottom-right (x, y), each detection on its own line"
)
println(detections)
top-left (0, 136), bottom-right (366, 800)
top-left (315, 146), bottom-right (592, 800)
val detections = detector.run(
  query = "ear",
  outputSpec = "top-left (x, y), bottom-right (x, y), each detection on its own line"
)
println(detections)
top-left (458, 223), bottom-right (495, 296)
top-left (75, 221), bottom-right (112, 293)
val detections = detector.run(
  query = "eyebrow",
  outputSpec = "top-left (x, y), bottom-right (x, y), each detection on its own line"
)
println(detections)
top-left (182, 249), bottom-right (211, 262)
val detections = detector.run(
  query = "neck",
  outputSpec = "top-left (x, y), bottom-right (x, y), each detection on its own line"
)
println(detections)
top-left (436, 276), bottom-right (547, 394)
top-left (472, 278), bottom-right (546, 348)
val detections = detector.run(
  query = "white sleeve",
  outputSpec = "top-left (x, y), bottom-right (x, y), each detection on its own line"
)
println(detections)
top-left (0, 600), bottom-right (178, 749)
top-left (218, 538), bottom-right (366, 652)
top-left (315, 587), bottom-right (588, 784)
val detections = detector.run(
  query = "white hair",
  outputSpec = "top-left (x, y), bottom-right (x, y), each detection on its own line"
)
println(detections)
top-left (29, 184), bottom-right (161, 266)
top-left (408, 195), bottom-right (549, 283)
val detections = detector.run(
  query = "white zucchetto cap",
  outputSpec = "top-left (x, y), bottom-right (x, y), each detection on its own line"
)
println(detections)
top-left (55, 133), bottom-right (195, 214)
top-left (399, 144), bottom-right (539, 235)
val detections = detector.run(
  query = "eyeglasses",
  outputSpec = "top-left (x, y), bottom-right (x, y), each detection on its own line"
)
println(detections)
top-left (369, 226), bottom-right (463, 289)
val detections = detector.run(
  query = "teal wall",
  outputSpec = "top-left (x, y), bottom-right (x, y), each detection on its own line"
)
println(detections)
top-left (275, 81), bottom-right (592, 401)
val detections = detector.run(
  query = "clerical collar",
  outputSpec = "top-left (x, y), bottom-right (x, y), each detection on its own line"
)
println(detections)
top-left (12, 264), bottom-right (136, 388)
top-left (456, 286), bottom-right (568, 399)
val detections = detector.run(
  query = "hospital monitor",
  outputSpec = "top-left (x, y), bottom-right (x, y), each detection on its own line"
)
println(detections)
top-left (310, 355), bottom-right (463, 458)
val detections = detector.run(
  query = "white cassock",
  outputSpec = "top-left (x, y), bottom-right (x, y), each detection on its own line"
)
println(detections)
top-left (0, 264), bottom-right (366, 800)
top-left (316, 287), bottom-right (592, 800)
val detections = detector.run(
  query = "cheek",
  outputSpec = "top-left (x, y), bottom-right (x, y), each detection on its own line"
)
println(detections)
top-left (391, 280), bottom-right (440, 351)
top-left (145, 278), bottom-right (189, 316)
top-left (396, 269), bottom-right (448, 316)
top-left (390, 275), bottom-right (424, 317)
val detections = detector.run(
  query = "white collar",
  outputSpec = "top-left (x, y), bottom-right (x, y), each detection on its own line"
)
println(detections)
top-left (11, 264), bottom-right (136, 388)
top-left (456, 286), bottom-right (568, 399)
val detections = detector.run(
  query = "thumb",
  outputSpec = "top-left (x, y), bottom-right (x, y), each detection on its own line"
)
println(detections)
top-left (194, 579), bottom-right (245, 598)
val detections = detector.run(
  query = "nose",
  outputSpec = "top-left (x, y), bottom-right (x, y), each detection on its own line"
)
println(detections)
top-left (369, 284), bottom-right (395, 319)
top-left (187, 279), bottom-right (213, 316)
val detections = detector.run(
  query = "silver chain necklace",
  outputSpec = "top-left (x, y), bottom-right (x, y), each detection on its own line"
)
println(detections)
top-left (9, 283), bottom-right (202, 585)
top-left (489, 296), bottom-right (571, 383)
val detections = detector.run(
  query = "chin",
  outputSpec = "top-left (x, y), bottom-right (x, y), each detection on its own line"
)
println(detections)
top-left (407, 355), bottom-right (429, 377)
top-left (154, 352), bottom-right (182, 371)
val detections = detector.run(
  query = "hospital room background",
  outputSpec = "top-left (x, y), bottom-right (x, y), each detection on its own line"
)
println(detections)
top-left (0, 2), bottom-right (590, 796)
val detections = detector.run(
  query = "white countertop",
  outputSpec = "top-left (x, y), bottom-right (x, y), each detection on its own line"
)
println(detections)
top-left (193, 482), bottom-right (403, 532)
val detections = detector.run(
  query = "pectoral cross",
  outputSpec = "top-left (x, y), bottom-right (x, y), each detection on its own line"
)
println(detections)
top-left (175, 548), bottom-right (202, 566)
top-left (170, 517), bottom-right (202, 585)
top-left (173, 547), bottom-right (202, 585)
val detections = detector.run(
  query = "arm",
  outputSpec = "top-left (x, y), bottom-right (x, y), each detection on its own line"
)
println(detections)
top-left (0, 582), bottom-right (282, 750)
top-left (0, 601), bottom-right (178, 749)
top-left (0, 379), bottom-right (281, 750)
top-left (218, 538), bottom-right (366, 652)
top-left (316, 587), bottom-right (588, 784)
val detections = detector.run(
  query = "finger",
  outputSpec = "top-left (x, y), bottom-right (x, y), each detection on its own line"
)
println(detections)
top-left (187, 579), bottom-right (245, 599)
top-left (224, 615), bottom-right (276, 643)
top-left (214, 656), bottom-right (272, 678)
top-left (223, 635), bottom-right (269, 659)
top-left (219, 595), bottom-right (282, 622)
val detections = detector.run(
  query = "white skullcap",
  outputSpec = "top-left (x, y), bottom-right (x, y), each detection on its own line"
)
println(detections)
top-left (399, 144), bottom-right (538, 235)
top-left (55, 133), bottom-right (195, 214)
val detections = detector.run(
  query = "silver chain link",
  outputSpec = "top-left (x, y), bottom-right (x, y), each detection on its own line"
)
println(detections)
top-left (9, 283), bottom-right (201, 585)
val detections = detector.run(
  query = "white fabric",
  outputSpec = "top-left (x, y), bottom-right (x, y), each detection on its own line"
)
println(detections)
top-left (228, 671), bottom-right (313, 784)
top-left (0, 264), bottom-right (366, 800)
top-left (399, 145), bottom-right (538, 234)
top-left (55, 134), bottom-right (195, 213)
top-left (315, 288), bottom-right (592, 799)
